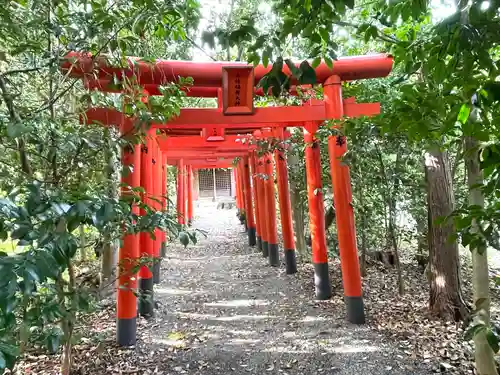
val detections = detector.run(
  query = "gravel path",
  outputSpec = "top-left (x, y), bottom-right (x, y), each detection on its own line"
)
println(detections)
top-left (143, 199), bottom-right (432, 375)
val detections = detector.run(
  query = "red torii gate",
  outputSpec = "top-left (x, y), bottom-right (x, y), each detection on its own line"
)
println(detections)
top-left (65, 52), bottom-right (393, 347)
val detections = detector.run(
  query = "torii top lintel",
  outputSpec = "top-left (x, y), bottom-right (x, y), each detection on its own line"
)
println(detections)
top-left (61, 52), bottom-right (393, 88)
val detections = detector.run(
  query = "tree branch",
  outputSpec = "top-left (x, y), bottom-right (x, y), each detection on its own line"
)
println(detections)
top-left (186, 36), bottom-right (217, 61)
top-left (0, 75), bottom-right (33, 176)
top-left (0, 64), bottom-right (51, 78)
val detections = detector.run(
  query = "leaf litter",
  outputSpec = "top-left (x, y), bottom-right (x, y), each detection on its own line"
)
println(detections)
top-left (10, 200), bottom-right (500, 374)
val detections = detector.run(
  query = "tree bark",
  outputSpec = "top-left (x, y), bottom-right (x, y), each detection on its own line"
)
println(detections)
top-left (0, 75), bottom-right (33, 176)
top-left (79, 225), bottom-right (87, 262)
top-left (288, 150), bottom-right (307, 260)
top-left (376, 146), bottom-right (404, 294)
top-left (464, 136), bottom-right (498, 375)
top-left (388, 218), bottom-right (404, 294)
top-left (424, 147), bottom-right (467, 320)
top-left (100, 128), bottom-right (119, 294)
top-left (305, 205), bottom-right (335, 247)
top-left (357, 185), bottom-right (368, 277)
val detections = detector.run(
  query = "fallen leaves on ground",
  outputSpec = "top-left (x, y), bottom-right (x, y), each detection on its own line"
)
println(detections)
top-left (10, 204), bottom-right (500, 375)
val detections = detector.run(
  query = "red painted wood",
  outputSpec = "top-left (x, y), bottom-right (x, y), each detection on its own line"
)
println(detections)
top-left (163, 151), bottom-right (245, 159)
top-left (274, 149), bottom-right (295, 251)
top-left (62, 52), bottom-right (393, 86)
top-left (222, 67), bottom-right (254, 115)
top-left (153, 142), bottom-right (162, 259)
top-left (264, 153), bottom-right (278, 245)
top-left (250, 152), bottom-right (261, 241)
top-left (166, 105), bottom-right (325, 126)
top-left (117, 122), bottom-right (141, 320)
top-left (139, 129), bottom-right (155, 278)
top-left (84, 78), bottom-right (302, 97)
top-left (83, 99), bottom-right (378, 130)
top-left (256, 156), bottom-right (268, 244)
top-left (177, 159), bottom-right (185, 225)
top-left (158, 135), bottom-right (252, 150)
top-left (241, 155), bottom-right (255, 229)
top-left (304, 123), bottom-right (329, 264)
top-left (324, 78), bottom-right (363, 298)
top-left (187, 165), bottom-right (193, 222)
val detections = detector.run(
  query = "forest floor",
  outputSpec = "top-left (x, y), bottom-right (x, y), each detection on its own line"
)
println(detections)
top-left (13, 199), bottom-right (498, 375)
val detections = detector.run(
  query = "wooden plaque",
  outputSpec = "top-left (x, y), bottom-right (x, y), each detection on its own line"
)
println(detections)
top-left (222, 66), bottom-right (254, 115)
top-left (202, 127), bottom-right (225, 142)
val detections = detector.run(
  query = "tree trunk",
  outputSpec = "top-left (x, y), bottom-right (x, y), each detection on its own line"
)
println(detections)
top-left (100, 128), bottom-right (119, 294)
top-left (464, 136), bottom-right (498, 375)
top-left (360, 214), bottom-right (367, 277)
top-left (358, 186), bottom-right (368, 277)
top-left (424, 148), bottom-right (467, 320)
top-left (305, 205), bottom-right (335, 247)
top-left (55, 218), bottom-right (75, 375)
top-left (60, 261), bottom-right (75, 375)
top-left (388, 217), bottom-right (404, 295)
top-left (376, 146), bottom-right (404, 294)
top-left (324, 205), bottom-right (336, 231)
top-left (79, 225), bottom-right (87, 262)
top-left (288, 151), bottom-right (307, 260)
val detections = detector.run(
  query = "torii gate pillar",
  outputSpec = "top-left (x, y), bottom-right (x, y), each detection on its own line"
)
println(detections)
top-left (187, 165), bottom-right (194, 225)
top-left (250, 152), bottom-right (263, 252)
top-left (264, 153), bottom-right (279, 266)
top-left (177, 159), bottom-right (185, 225)
top-left (242, 155), bottom-right (256, 246)
top-left (116, 120), bottom-right (141, 346)
top-left (304, 121), bottom-right (332, 300)
top-left (138, 129), bottom-right (155, 317)
top-left (274, 143), bottom-right (297, 274)
top-left (324, 75), bottom-right (365, 323)
top-left (152, 139), bottom-right (162, 284)
top-left (257, 156), bottom-right (269, 257)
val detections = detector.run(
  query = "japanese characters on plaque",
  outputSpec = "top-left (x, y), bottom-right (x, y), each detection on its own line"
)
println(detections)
top-left (234, 73), bottom-right (241, 107)
top-left (222, 66), bottom-right (254, 115)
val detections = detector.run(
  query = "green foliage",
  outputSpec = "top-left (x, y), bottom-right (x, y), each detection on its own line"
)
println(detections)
top-left (0, 0), bottom-right (201, 371)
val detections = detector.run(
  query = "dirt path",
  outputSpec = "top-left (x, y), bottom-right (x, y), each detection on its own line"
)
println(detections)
top-left (133, 199), bottom-right (432, 375)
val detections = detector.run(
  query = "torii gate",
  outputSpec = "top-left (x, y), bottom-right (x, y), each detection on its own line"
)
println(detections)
top-left (63, 53), bottom-right (393, 346)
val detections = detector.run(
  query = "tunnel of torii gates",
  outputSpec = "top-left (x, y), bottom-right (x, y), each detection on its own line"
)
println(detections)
top-left (61, 52), bottom-right (393, 346)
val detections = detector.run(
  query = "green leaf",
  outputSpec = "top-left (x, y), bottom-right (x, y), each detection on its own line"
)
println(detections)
top-left (132, 14), bottom-right (148, 36)
top-left (285, 59), bottom-right (301, 78)
top-left (6, 122), bottom-right (31, 138)
top-left (25, 264), bottom-right (40, 283)
top-left (457, 104), bottom-right (470, 124)
top-left (484, 82), bottom-right (500, 102)
top-left (262, 51), bottom-right (269, 68)
top-left (179, 232), bottom-right (189, 248)
top-left (364, 25), bottom-right (378, 42)
top-left (67, 218), bottom-right (80, 233)
top-left (324, 56), bottom-right (333, 69)
top-left (0, 352), bottom-right (5, 369)
top-left (299, 61), bottom-right (317, 84)
top-left (311, 57), bottom-right (321, 68)
top-left (0, 341), bottom-right (19, 358)
top-left (486, 329), bottom-right (499, 353)
top-left (188, 231), bottom-right (197, 245)
top-left (11, 224), bottom-right (31, 240)
top-left (271, 56), bottom-right (283, 75)
top-left (464, 323), bottom-right (486, 341)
